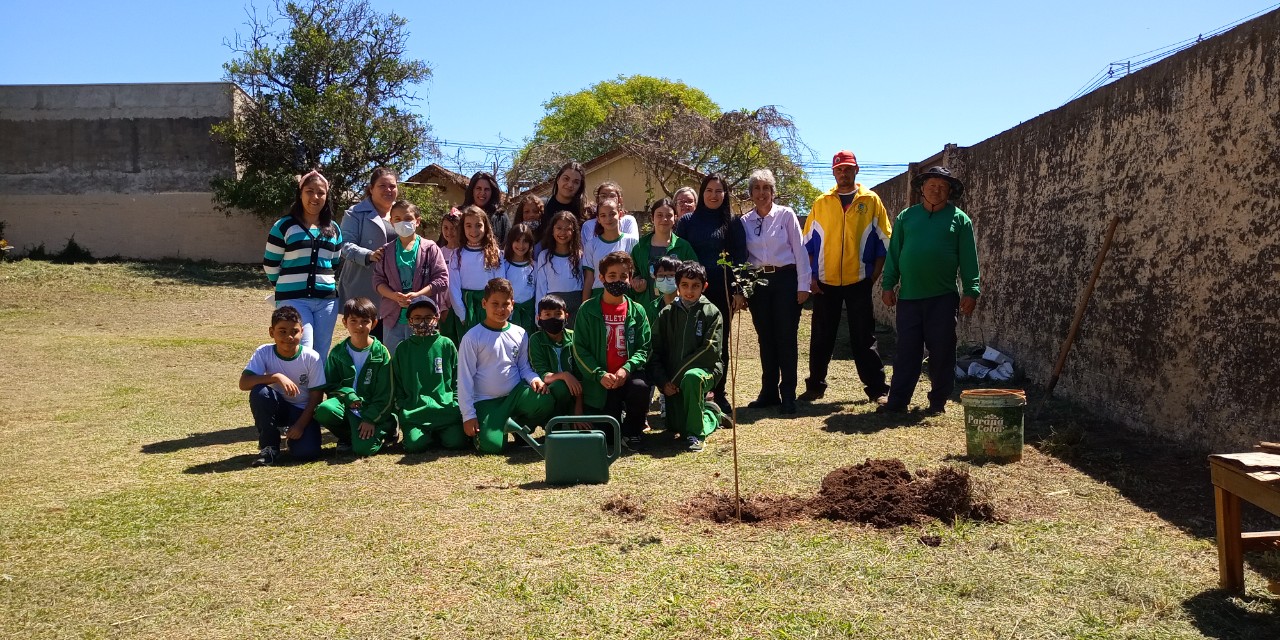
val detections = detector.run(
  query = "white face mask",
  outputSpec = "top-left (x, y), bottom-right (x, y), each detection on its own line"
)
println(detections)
top-left (394, 221), bottom-right (418, 238)
top-left (655, 276), bottom-right (677, 295)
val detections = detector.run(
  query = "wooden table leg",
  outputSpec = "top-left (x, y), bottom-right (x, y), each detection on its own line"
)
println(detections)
top-left (1216, 485), bottom-right (1244, 591)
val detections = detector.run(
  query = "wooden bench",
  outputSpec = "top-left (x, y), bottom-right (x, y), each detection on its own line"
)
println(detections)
top-left (1209, 453), bottom-right (1280, 591)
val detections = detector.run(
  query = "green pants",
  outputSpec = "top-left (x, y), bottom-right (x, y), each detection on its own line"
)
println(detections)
top-left (511, 298), bottom-right (536, 334)
top-left (461, 289), bottom-right (486, 335)
top-left (546, 379), bottom-right (579, 416)
top-left (473, 383), bottom-right (556, 454)
top-left (399, 403), bottom-right (466, 453)
top-left (314, 398), bottom-right (395, 457)
top-left (666, 368), bottom-right (720, 439)
top-left (440, 309), bottom-right (463, 347)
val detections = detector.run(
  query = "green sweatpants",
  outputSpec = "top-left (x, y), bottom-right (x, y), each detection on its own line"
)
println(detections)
top-left (665, 368), bottom-right (720, 439)
top-left (399, 403), bottom-right (466, 453)
top-left (546, 379), bottom-right (579, 416)
top-left (511, 298), bottom-right (536, 334)
top-left (473, 383), bottom-right (556, 454)
top-left (314, 398), bottom-right (395, 457)
top-left (461, 288), bottom-right (486, 335)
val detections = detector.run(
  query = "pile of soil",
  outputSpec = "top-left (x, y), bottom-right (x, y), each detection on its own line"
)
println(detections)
top-left (601, 493), bottom-right (647, 521)
top-left (685, 459), bottom-right (998, 528)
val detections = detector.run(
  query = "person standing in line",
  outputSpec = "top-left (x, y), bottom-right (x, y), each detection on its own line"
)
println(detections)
top-left (880, 167), bottom-right (980, 414)
top-left (736, 169), bottom-right (810, 414)
top-left (799, 150), bottom-right (892, 406)
top-left (338, 167), bottom-right (398, 340)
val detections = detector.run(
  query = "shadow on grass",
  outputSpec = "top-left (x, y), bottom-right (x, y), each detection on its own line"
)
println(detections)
top-left (183, 454), bottom-right (260, 474)
top-left (821, 409), bottom-right (920, 435)
top-left (1181, 588), bottom-right (1280, 639)
top-left (121, 260), bottom-right (262, 288)
top-left (141, 425), bottom-right (255, 454)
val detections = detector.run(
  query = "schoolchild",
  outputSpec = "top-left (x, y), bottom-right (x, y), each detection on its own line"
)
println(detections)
top-left (503, 223), bottom-right (538, 333)
top-left (649, 261), bottom-right (725, 453)
top-left (534, 210), bottom-right (585, 328)
top-left (581, 198), bottom-right (639, 302)
top-left (372, 200), bottom-right (448, 355)
top-left (314, 297), bottom-right (395, 456)
top-left (448, 205), bottom-right (505, 336)
top-left (528, 294), bottom-right (585, 417)
top-left (392, 297), bottom-right (467, 452)
top-left (240, 305), bottom-right (327, 466)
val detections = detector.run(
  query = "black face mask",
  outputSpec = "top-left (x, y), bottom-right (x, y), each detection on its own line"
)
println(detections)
top-left (537, 317), bottom-right (566, 334)
top-left (603, 280), bottom-right (630, 297)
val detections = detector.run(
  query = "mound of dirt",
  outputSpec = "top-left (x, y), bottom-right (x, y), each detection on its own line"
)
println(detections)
top-left (601, 493), bottom-right (647, 521)
top-left (685, 459), bottom-right (998, 528)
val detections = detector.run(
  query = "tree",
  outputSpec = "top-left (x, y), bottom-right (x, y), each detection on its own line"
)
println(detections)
top-left (509, 75), bottom-right (719, 188)
top-left (511, 75), bottom-right (820, 213)
top-left (212, 0), bottom-right (437, 219)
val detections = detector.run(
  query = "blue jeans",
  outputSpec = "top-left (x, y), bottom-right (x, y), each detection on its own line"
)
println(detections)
top-left (382, 320), bottom-right (411, 356)
top-left (248, 384), bottom-right (322, 460)
top-left (277, 297), bottom-right (337, 361)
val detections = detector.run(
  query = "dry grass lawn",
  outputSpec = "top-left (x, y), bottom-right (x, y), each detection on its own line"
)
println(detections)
top-left (1, 260), bottom-right (1277, 639)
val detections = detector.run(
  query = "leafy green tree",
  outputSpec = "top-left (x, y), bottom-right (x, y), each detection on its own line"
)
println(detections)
top-left (212, 0), bottom-right (436, 219)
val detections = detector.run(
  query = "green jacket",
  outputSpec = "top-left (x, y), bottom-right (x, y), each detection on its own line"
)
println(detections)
top-left (324, 337), bottom-right (394, 423)
top-left (882, 203), bottom-right (980, 300)
top-left (390, 334), bottom-right (459, 423)
top-left (571, 292), bottom-right (651, 409)
top-left (629, 232), bottom-right (697, 324)
top-left (530, 329), bottom-right (581, 380)
top-left (649, 295), bottom-right (723, 387)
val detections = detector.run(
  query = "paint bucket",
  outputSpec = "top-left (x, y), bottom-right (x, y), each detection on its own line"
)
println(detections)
top-left (960, 389), bottom-right (1026, 461)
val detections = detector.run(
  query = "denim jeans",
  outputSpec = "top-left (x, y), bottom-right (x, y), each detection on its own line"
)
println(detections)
top-left (381, 321), bottom-right (411, 356)
top-left (248, 384), bottom-right (322, 460)
top-left (277, 297), bottom-right (338, 361)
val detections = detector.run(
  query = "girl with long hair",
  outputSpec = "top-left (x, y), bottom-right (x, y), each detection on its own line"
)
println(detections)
top-left (456, 171), bottom-right (508, 244)
top-left (503, 223), bottom-right (538, 332)
top-left (535, 211), bottom-right (586, 327)
top-left (580, 181), bottom-right (640, 242)
top-left (581, 197), bottom-right (639, 302)
top-left (435, 210), bottom-right (465, 345)
top-left (538, 161), bottom-right (586, 233)
top-left (448, 205), bottom-right (505, 335)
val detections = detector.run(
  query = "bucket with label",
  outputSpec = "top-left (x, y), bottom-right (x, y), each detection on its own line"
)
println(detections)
top-left (960, 389), bottom-right (1026, 461)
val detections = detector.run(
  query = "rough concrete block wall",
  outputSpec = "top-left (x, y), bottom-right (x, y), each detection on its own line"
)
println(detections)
top-left (872, 11), bottom-right (1280, 450)
top-left (0, 83), bottom-right (267, 263)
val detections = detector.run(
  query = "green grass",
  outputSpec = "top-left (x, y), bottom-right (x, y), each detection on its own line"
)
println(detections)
top-left (0, 259), bottom-right (1277, 639)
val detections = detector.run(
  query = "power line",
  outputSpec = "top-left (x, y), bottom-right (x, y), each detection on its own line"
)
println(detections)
top-left (1064, 3), bottom-right (1280, 104)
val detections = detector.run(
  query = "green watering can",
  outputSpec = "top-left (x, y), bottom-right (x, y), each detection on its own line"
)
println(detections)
top-left (510, 415), bottom-right (621, 485)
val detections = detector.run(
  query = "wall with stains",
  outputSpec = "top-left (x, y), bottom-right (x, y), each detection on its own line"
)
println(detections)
top-left (872, 10), bottom-right (1280, 450)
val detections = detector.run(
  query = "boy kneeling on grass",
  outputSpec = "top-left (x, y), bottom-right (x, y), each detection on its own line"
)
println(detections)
top-left (529, 294), bottom-right (585, 418)
top-left (314, 297), bottom-right (395, 457)
top-left (392, 297), bottom-right (466, 452)
top-left (572, 250), bottom-right (652, 450)
top-left (649, 261), bottom-right (724, 453)
top-left (459, 278), bottom-right (556, 454)
top-left (240, 305), bottom-right (326, 466)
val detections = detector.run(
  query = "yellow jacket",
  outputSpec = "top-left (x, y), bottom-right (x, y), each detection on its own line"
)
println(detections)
top-left (802, 185), bottom-right (892, 286)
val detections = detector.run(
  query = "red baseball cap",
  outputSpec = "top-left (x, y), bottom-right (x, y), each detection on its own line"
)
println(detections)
top-left (831, 150), bottom-right (858, 168)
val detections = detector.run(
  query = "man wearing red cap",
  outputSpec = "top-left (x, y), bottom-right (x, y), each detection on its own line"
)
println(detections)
top-left (798, 151), bottom-right (892, 405)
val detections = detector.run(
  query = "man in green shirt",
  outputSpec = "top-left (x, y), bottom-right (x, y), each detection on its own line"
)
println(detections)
top-left (880, 167), bottom-right (980, 414)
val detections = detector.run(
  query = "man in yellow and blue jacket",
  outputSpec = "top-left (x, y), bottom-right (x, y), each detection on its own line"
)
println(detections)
top-left (799, 150), bottom-right (892, 405)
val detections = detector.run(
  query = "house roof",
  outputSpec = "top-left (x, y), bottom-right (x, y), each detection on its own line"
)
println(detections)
top-left (518, 147), bottom-right (705, 199)
top-left (404, 164), bottom-right (469, 189)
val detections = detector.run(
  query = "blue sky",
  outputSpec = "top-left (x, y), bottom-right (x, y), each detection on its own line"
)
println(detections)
top-left (3, 0), bottom-right (1276, 190)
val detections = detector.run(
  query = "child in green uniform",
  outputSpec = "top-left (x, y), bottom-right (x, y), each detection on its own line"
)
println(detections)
top-left (314, 297), bottom-right (396, 456)
top-left (644, 255), bottom-right (682, 330)
top-left (572, 251), bottom-right (652, 450)
top-left (649, 261), bottom-right (724, 452)
top-left (529, 294), bottom-right (584, 417)
top-left (459, 278), bottom-right (556, 454)
top-left (392, 297), bottom-right (467, 452)
top-left (630, 198), bottom-right (696, 312)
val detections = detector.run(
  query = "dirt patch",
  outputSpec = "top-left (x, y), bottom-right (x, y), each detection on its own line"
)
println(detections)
top-left (601, 493), bottom-right (646, 521)
top-left (685, 459), bottom-right (999, 528)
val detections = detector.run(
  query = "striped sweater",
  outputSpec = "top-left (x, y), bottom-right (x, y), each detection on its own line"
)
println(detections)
top-left (263, 215), bottom-right (344, 301)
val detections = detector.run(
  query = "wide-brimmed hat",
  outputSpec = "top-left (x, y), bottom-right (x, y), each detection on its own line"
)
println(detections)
top-left (911, 166), bottom-right (964, 198)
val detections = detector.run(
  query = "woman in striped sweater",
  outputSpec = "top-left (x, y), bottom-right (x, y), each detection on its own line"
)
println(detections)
top-left (263, 170), bottom-right (344, 360)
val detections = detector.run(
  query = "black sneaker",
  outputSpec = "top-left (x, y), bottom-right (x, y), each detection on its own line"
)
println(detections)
top-left (747, 396), bottom-right (781, 409)
top-left (335, 441), bottom-right (353, 454)
top-left (252, 446), bottom-right (278, 467)
top-left (686, 436), bottom-right (704, 452)
top-left (924, 403), bottom-right (947, 416)
top-left (382, 428), bottom-right (400, 449)
top-left (622, 435), bottom-right (644, 451)
top-left (797, 388), bottom-right (825, 402)
top-left (713, 395), bottom-right (733, 416)
top-left (876, 403), bottom-right (908, 414)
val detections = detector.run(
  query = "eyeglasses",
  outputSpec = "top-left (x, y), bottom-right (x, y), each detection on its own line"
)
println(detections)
top-left (753, 216), bottom-right (764, 236)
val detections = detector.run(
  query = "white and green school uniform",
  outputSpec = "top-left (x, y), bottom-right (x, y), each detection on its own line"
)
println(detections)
top-left (582, 232), bottom-right (639, 291)
top-left (504, 259), bottom-right (536, 332)
top-left (457, 322), bottom-right (556, 454)
top-left (447, 247), bottom-right (505, 335)
top-left (534, 250), bottom-right (585, 327)
top-left (244, 343), bottom-right (327, 407)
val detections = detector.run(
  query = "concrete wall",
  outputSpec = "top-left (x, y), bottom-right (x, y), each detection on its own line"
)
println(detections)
top-left (871, 10), bottom-right (1280, 450)
top-left (0, 83), bottom-right (268, 263)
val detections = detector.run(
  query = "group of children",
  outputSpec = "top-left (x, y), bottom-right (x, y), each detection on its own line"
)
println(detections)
top-left (243, 222), bottom-right (727, 466)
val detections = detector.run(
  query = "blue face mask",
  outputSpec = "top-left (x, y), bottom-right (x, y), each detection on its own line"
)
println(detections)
top-left (655, 276), bottom-right (677, 295)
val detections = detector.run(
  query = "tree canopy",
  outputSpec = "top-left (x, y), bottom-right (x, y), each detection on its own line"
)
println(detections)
top-left (510, 75), bottom-right (820, 213)
top-left (212, 0), bottom-right (436, 219)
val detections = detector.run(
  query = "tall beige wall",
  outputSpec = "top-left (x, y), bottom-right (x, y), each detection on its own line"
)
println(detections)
top-left (0, 83), bottom-right (267, 263)
top-left (872, 11), bottom-right (1280, 450)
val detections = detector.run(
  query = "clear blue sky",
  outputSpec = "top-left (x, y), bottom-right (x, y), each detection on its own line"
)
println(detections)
top-left (3, 0), bottom-right (1276, 190)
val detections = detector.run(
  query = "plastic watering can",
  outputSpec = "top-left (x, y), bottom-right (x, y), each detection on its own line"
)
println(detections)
top-left (510, 415), bottom-right (621, 485)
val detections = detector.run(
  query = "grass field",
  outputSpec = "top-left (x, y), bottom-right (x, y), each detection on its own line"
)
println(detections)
top-left (1, 260), bottom-right (1277, 639)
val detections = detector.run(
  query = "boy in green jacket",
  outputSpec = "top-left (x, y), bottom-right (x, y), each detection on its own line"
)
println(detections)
top-left (315, 297), bottom-right (396, 457)
top-left (392, 297), bottom-right (466, 452)
top-left (572, 251), bottom-right (652, 450)
top-left (529, 294), bottom-right (585, 417)
top-left (649, 261), bottom-right (724, 452)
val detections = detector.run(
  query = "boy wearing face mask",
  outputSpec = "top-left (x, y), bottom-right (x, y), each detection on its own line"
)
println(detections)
top-left (645, 255), bottom-right (683, 330)
top-left (571, 251), bottom-right (652, 450)
top-left (390, 298), bottom-right (466, 452)
top-left (315, 297), bottom-right (396, 456)
top-left (649, 261), bottom-right (725, 453)
top-left (529, 295), bottom-right (585, 417)
top-left (373, 201), bottom-right (449, 356)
